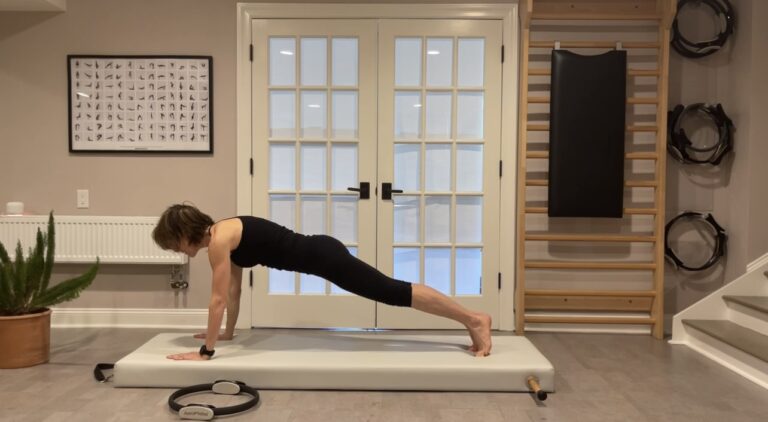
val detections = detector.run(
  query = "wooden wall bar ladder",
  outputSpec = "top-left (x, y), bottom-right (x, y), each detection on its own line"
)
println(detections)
top-left (515, 0), bottom-right (677, 339)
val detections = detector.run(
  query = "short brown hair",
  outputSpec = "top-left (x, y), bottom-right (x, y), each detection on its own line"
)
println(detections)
top-left (153, 204), bottom-right (214, 250)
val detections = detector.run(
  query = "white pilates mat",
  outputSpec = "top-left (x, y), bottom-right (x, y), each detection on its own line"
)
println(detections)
top-left (113, 331), bottom-right (554, 392)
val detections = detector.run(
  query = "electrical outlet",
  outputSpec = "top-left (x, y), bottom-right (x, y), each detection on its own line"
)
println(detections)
top-left (77, 189), bottom-right (89, 209)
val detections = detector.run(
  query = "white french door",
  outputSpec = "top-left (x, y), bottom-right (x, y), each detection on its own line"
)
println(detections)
top-left (250, 18), bottom-right (502, 329)
top-left (376, 20), bottom-right (502, 328)
top-left (250, 20), bottom-right (378, 328)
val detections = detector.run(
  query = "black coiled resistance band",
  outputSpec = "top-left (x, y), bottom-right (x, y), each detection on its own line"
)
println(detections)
top-left (672, 0), bottom-right (735, 58)
top-left (667, 103), bottom-right (734, 165)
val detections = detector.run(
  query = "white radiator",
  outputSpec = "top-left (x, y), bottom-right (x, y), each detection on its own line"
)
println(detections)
top-left (0, 215), bottom-right (187, 265)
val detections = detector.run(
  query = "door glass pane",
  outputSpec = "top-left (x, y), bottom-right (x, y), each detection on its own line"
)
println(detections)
top-left (301, 37), bottom-right (327, 86)
top-left (424, 248), bottom-right (450, 295)
top-left (456, 92), bottom-right (484, 139)
top-left (300, 272), bottom-right (325, 294)
top-left (456, 196), bottom-right (483, 243)
top-left (269, 90), bottom-right (295, 138)
top-left (394, 143), bottom-right (421, 192)
top-left (394, 247), bottom-right (420, 282)
top-left (269, 269), bottom-right (295, 294)
top-left (393, 195), bottom-right (420, 243)
top-left (331, 195), bottom-right (357, 242)
top-left (458, 38), bottom-right (484, 87)
top-left (425, 196), bottom-right (450, 243)
top-left (455, 248), bottom-right (482, 295)
top-left (394, 91), bottom-right (422, 139)
top-left (425, 144), bottom-right (451, 192)
top-left (426, 38), bottom-right (453, 87)
top-left (300, 195), bottom-right (326, 235)
top-left (270, 194), bottom-right (296, 230)
top-left (332, 38), bottom-right (358, 86)
top-left (456, 144), bottom-right (483, 192)
top-left (332, 91), bottom-right (358, 139)
top-left (426, 92), bottom-right (452, 139)
top-left (301, 91), bottom-right (327, 139)
top-left (395, 37), bottom-right (421, 86)
top-left (331, 247), bottom-right (358, 295)
top-left (300, 143), bottom-right (326, 191)
top-left (331, 144), bottom-right (358, 191)
top-left (269, 144), bottom-right (295, 190)
top-left (270, 37), bottom-right (295, 86)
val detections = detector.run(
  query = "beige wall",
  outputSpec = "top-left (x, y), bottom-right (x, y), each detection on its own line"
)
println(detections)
top-left (1, 1), bottom-right (766, 329)
top-left (745, 0), bottom-right (768, 262)
top-left (665, 0), bottom-right (768, 325)
top-left (0, 0), bottom-right (241, 308)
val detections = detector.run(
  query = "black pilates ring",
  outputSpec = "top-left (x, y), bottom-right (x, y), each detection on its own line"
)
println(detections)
top-left (672, 0), bottom-right (735, 58)
top-left (168, 380), bottom-right (260, 420)
top-left (664, 211), bottom-right (727, 271)
top-left (667, 103), bottom-right (734, 165)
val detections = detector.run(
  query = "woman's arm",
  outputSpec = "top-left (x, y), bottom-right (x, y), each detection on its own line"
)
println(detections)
top-left (192, 264), bottom-right (242, 340)
top-left (167, 238), bottom-right (231, 361)
top-left (223, 264), bottom-right (243, 338)
top-left (202, 240), bottom-right (232, 354)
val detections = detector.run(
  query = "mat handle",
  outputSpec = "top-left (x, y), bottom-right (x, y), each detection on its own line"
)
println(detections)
top-left (527, 375), bottom-right (548, 401)
top-left (93, 363), bottom-right (115, 383)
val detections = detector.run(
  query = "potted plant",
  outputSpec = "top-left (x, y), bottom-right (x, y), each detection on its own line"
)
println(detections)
top-left (0, 212), bottom-right (99, 368)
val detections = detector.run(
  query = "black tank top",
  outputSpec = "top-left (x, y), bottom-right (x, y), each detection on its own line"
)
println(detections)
top-left (228, 216), bottom-right (306, 270)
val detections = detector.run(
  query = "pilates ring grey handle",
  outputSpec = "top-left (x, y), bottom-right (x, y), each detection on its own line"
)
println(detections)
top-left (168, 380), bottom-right (260, 420)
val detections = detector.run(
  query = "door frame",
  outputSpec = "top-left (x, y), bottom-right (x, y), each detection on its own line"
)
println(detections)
top-left (235, 3), bottom-right (519, 331)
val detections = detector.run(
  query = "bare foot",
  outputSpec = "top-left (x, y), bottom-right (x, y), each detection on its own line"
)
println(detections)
top-left (466, 313), bottom-right (492, 357)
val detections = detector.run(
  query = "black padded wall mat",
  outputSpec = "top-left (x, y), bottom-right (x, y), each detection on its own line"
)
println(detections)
top-left (548, 50), bottom-right (627, 218)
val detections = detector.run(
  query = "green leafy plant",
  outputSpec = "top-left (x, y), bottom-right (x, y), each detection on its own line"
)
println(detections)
top-left (0, 212), bottom-right (99, 316)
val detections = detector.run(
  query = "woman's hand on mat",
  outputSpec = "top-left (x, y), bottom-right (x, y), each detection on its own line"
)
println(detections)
top-left (166, 351), bottom-right (211, 361)
top-left (193, 332), bottom-right (235, 340)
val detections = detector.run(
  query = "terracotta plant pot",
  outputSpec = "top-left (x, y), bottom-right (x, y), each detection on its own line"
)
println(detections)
top-left (0, 308), bottom-right (52, 369)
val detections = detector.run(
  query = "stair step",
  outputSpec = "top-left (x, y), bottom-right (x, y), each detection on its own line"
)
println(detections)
top-left (723, 296), bottom-right (768, 314)
top-left (682, 319), bottom-right (768, 363)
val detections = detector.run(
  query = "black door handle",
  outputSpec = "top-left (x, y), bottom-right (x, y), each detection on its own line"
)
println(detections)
top-left (347, 182), bottom-right (370, 199)
top-left (382, 182), bottom-right (403, 200)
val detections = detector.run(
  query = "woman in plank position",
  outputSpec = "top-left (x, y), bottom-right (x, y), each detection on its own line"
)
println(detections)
top-left (152, 204), bottom-right (492, 360)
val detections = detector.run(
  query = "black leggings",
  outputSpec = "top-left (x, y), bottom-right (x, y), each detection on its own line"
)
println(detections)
top-left (292, 235), bottom-right (413, 307)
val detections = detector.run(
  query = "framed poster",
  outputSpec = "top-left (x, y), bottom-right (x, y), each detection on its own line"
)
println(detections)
top-left (67, 55), bottom-right (213, 153)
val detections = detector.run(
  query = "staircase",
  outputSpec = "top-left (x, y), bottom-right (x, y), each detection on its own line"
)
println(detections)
top-left (671, 262), bottom-right (768, 390)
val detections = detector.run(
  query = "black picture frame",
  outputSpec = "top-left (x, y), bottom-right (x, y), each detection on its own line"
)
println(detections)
top-left (67, 55), bottom-right (213, 153)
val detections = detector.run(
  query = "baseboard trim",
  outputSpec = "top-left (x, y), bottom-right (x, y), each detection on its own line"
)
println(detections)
top-left (525, 325), bottom-right (651, 335)
top-left (746, 252), bottom-right (768, 273)
top-left (51, 308), bottom-right (209, 328)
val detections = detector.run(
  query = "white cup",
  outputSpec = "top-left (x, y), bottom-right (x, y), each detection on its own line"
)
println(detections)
top-left (6, 202), bottom-right (24, 215)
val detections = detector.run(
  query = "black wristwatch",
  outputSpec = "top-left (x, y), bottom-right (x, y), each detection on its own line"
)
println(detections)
top-left (199, 344), bottom-right (215, 358)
